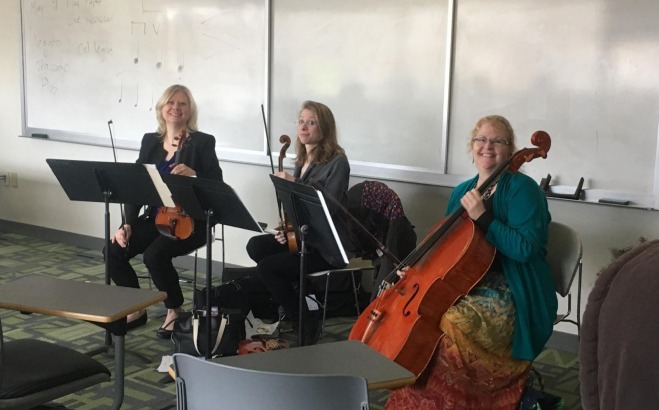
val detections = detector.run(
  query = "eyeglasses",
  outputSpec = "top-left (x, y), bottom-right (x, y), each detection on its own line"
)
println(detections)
top-left (472, 136), bottom-right (510, 146)
top-left (296, 119), bottom-right (318, 127)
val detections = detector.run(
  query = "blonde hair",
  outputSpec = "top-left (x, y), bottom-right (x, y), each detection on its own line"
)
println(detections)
top-left (155, 84), bottom-right (199, 138)
top-left (468, 115), bottom-right (517, 154)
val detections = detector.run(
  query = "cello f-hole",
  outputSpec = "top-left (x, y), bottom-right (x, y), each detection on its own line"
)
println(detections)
top-left (402, 284), bottom-right (419, 317)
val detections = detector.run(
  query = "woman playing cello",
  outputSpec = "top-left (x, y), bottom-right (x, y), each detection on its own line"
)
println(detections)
top-left (386, 115), bottom-right (557, 409)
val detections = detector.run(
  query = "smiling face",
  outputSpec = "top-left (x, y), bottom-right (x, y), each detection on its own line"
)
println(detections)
top-left (471, 120), bottom-right (513, 175)
top-left (297, 108), bottom-right (322, 149)
top-left (161, 90), bottom-right (190, 129)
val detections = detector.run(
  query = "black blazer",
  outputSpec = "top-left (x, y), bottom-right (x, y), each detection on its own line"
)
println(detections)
top-left (125, 131), bottom-right (223, 225)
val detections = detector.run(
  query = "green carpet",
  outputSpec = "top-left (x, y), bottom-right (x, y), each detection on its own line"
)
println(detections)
top-left (0, 232), bottom-right (582, 409)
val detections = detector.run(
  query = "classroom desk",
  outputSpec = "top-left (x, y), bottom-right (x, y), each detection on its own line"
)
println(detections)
top-left (0, 275), bottom-right (166, 410)
top-left (212, 339), bottom-right (416, 391)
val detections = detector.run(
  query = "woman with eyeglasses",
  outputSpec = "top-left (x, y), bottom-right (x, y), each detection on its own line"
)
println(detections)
top-left (386, 115), bottom-right (557, 410)
top-left (245, 100), bottom-right (352, 346)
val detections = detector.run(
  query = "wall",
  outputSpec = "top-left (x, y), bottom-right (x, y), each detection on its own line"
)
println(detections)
top-left (2, 0), bottom-right (659, 337)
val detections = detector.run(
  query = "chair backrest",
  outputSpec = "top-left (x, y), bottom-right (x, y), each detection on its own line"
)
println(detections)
top-left (0, 319), bottom-right (110, 410)
top-left (173, 353), bottom-right (370, 410)
top-left (546, 221), bottom-right (583, 297)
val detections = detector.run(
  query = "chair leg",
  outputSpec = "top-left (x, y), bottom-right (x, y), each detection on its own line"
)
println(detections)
top-left (576, 263), bottom-right (582, 339)
top-left (138, 273), bottom-right (153, 289)
top-left (318, 272), bottom-right (331, 340)
top-left (178, 249), bottom-right (197, 288)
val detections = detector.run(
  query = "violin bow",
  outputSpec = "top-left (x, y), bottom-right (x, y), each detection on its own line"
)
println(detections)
top-left (261, 104), bottom-right (285, 223)
top-left (107, 120), bottom-right (127, 227)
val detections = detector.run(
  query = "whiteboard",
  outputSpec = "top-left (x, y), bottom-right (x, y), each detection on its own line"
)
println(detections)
top-left (448, 0), bottom-right (659, 201)
top-left (270, 0), bottom-right (448, 172)
top-left (21, 0), bottom-right (266, 152)
top-left (19, 0), bottom-right (659, 207)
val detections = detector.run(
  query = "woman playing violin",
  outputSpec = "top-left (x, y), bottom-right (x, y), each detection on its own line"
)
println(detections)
top-left (246, 100), bottom-right (352, 346)
top-left (386, 115), bottom-right (557, 409)
top-left (106, 84), bottom-right (222, 339)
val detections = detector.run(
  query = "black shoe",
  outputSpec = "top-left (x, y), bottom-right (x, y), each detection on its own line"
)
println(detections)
top-left (156, 318), bottom-right (176, 340)
top-left (156, 326), bottom-right (173, 339)
top-left (126, 311), bottom-right (148, 331)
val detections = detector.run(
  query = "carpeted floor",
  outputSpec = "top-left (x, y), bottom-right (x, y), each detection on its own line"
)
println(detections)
top-left (0, 231), bottom-right (582, 409)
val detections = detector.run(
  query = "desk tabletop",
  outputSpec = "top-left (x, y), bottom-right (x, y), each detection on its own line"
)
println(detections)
top-left (0, 275), bottom-right (166, 323)
top-left (212, 340), bottom-right (416, 391)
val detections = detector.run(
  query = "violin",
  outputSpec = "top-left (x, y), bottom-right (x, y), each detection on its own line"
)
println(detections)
top-left (155, 130), bottom-right (194, 240)
top-left (349, 131), bottom-right (551, 377)
top-left (277, 135), bottom-right (298, 253)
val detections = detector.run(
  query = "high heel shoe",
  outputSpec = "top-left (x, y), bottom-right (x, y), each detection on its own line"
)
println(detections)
top-left (156, 318), bottom-right (178, 340)
top-left (126, 311), bottom-right (148, 331)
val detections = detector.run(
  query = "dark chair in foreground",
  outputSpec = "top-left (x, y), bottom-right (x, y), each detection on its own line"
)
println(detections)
top-left (173, 353), bottom-right (370, 409)
top-left (0, 319), bottom-right (110, 410)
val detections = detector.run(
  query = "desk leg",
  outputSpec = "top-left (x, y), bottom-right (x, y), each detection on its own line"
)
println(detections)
top-left (111, 334), bottom-right (125, 410)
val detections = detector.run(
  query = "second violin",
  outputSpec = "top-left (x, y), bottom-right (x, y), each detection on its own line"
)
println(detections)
top-left (276, 134), bottom-right (298, 253)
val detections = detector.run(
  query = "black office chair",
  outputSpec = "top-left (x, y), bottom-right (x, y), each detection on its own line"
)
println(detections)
top-left (0, 319), bottom-right (111, 410)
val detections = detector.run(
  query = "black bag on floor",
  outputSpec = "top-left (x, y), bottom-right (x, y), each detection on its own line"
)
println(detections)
top-left (171, 308), bottom-right (244, 357)
top-left (222, 267), bottom-right (280, 322)
top-left (172, 280), bottom-right (250, 357)
top-left (193, 280), bottom-right (251, 316)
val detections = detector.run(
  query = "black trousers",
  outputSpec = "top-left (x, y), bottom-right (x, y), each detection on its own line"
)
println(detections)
top-left (246, 234), bottom-right (334, 318)
top-left (106, 215), bottom-right (207, 309)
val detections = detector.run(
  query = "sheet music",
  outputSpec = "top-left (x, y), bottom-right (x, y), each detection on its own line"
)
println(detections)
top-left (144, 164), bottom-right (176, 207)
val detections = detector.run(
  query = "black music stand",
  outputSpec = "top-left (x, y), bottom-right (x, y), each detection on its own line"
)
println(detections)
top-left (163, 174), bottom-right (263, 359)
top-left (46, 159), bottom-right (168, 350)
top-left (269, 175), bottom-right (349, 346)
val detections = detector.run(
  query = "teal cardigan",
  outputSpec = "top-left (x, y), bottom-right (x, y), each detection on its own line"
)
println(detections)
top-left (446, 171), bottom-right (557, 361)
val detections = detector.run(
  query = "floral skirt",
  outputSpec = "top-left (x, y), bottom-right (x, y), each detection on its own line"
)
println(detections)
top-left (386, 271), bottom-right (531, 410)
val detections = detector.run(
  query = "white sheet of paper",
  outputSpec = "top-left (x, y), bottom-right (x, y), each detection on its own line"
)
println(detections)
top-left (144, 164), bottom-right (175, 207)
top-left (157, 355), bottom-right (173, 373)
top-left (245, 310), bottom-right (280, 339)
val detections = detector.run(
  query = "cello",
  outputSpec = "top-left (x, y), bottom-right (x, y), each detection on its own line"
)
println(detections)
top-left (349, 130), bottom-right (551, 377)
top-left (155, 130), bottom-right (194, 240)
